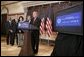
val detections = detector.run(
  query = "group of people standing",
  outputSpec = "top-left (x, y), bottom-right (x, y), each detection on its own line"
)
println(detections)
top-left (6, 16), bottom-right (24, 46)
top-left (5, 11), bottom-right (41, 54)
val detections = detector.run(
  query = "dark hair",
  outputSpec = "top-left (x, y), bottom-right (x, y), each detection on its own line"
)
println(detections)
top-left (33, 11), bottom-right (38, 14)
top-left (18, 16), bottom-right (24, 21)
top-left (11, 19), bottom-right (16, 25)
top-left (33, 10), bottom-right (38, 13)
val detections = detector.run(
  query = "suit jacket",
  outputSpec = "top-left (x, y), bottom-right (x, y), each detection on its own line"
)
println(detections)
top-left (30, 17), bottom-right (41, 39)
top-left (30, 17), bottom-right (41, 30)
top-left (5, 21), bottom-right (12, 34)
top-left (10, 20), bottom-right (17, 33)
top-left (16, 22), bottom-right (24, 33)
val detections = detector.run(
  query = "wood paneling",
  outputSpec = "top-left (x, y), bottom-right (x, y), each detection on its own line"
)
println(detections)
top-left (1, 14), bottom-right (7, 35)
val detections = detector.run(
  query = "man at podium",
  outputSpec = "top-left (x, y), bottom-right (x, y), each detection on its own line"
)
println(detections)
top-left (30, 11), bottom-right (41, 54)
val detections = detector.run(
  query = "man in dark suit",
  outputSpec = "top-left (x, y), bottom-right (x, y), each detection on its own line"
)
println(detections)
top-left (30, 11), bottom-right (41, 54)
top-left (10, 19), bottom-right (17, 46)
top-left (25, 15), bottom-right (31, 23)
top-left (5, 18), bottom-right (12, 45)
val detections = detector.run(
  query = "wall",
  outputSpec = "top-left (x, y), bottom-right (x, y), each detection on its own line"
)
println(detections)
top-left (1, 2), bottom-right (25, 21)
top-left (1, 1), bottom-right (82, 21)
top-left (1, 1), bottom-right (64, 20)
top-left (7, 3), bottom-right (24, 14)
top-left (1, 6), bottom-right (8, 14)
top-left (1, 1), bottom-right (64, 15)
top-left (1, 2), bottom-right (24, 14)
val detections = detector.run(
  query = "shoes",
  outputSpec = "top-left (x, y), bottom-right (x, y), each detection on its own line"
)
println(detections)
top-left (7, 44), bottom-right (9, 45)
top-left (18, 45), bottom-right (22, 47)
top-left (10, 44), bottom-right (14, 46)
top-left (34, 50), bottom-right (38, 54)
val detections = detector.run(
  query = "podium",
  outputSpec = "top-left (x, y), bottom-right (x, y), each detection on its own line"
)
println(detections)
top-left (18, 22), bottom-right (38, 56)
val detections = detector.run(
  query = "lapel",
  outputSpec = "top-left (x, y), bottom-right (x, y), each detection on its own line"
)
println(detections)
top-left (8, 21), bottom-right (11, 26)
top-left (33, 17), bottom-right (37, 24)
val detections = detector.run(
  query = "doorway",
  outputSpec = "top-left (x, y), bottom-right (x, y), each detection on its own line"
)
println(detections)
top-left (1, 14), bottom-right (7, 36)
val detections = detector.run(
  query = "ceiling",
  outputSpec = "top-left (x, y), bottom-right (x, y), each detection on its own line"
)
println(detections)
top-left (1, 1), bottom-right (20, 6)
top-left (1, 1), bottom-right (35, 6)
top-left (1, 1), bottom-right (64, 7)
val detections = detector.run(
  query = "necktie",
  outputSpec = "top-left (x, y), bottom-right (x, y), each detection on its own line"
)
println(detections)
top-left (33, 18), bottom-right (36, 24)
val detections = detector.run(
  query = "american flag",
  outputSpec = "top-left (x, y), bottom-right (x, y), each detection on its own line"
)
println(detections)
top-left (46, 17), bottom-right (52, 37)
top-left (40, 18), bottom-right (45, 35)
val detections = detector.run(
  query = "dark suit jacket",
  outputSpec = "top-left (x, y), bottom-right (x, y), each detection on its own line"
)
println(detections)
top-left (10, 20), bottom-right (17, 33)
top-left (30, 17), bottom-right (41, 40)
top-left (16, 22), bottom-right (24, 33)
top-left (5, 21), bottom-right (12, 34)
top-left (30, 17), bottom-right (41, 30)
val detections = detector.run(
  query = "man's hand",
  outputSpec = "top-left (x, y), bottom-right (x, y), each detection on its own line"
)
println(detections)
top-left (19, 30), bottom-right (21, 32)
top-left (9, 30), bottom-right (13, 32)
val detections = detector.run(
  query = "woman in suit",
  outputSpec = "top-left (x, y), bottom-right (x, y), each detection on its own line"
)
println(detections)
top-left (17, 16), bottom-right (24, 47)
